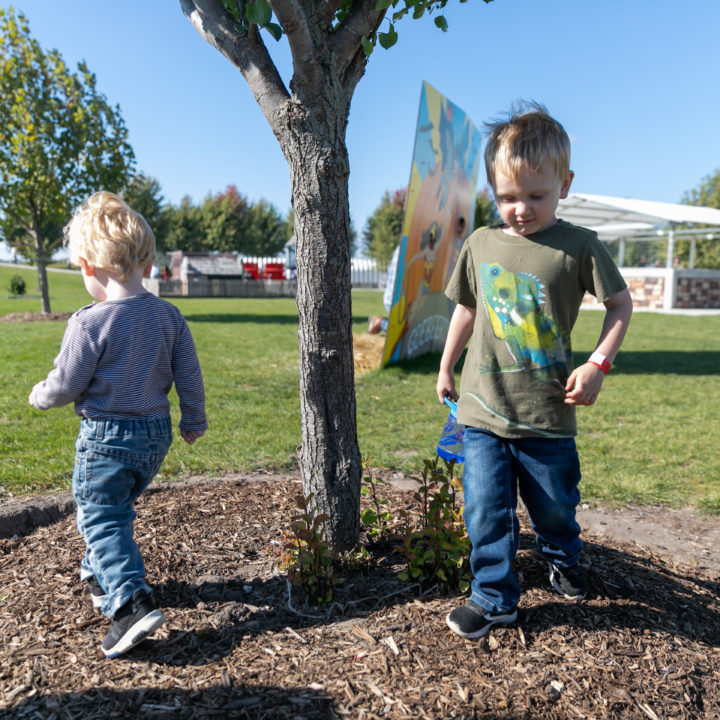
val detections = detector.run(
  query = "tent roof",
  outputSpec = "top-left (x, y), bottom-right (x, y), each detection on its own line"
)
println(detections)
top-left (557, 193), bottom-right (720, 234)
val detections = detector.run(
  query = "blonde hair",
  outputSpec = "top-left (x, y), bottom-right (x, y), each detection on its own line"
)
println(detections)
top-left (65, 191), bottom-right (155, 281)
top-left (484, 102), bottom-right (571, 189)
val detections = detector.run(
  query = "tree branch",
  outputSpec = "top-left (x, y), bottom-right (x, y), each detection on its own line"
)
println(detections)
top-left (330, 0), bottom-right (385, 71)
top-left (267, 0), bottom-right (321, 93)
top-left (179, 0), bottom-right (290, 130)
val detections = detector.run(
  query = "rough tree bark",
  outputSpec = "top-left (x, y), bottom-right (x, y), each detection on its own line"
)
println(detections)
top-left (180, 0), bottom-right (384, 550)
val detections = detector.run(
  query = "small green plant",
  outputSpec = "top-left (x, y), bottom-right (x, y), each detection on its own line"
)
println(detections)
top-left (360, 456), bottom-right (394, 538)
top-left (282, 492), bottom-right (339, 605)
top-left (9, 274), bottom-right (26, 296)
top-left (395, 456), bottom-right (471, 592)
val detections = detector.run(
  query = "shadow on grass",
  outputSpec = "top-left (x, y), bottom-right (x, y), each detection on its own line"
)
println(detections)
top-left (184, 313), bottom-right (299, 325)
top-left (607, 350), bottom-right (720, 375)
top-left (394, 350), bottom-right (720, 377)
top-left (184, 313), bottom-right (380, 326)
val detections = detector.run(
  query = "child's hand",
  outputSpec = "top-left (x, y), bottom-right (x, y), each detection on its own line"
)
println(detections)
top-left (436, 370), bottom-right (458, 404)
top-left (180, 428), bottom-right (205, 445)
top-left (564, 363), bottom-right (605, 406)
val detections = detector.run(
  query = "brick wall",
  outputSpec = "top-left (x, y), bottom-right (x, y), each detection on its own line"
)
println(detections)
top-left (674, 272), bottom-right (720, 309)
top-left (582, 268), bottom-right (720, 310)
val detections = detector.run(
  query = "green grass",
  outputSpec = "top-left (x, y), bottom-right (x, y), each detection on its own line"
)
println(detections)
top-left (1, 265), bottom-right (719, 514)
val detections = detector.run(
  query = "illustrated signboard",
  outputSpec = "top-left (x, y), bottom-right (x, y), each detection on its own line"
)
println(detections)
top-left (382, 82), bottom-right (481, 367)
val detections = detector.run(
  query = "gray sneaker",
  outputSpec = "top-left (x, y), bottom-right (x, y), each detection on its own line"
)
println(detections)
top-left (548, 562), bottom-right (587, 600)
top-left (101, 591), bottom-right (166, 658)
top-left (446, 600), bottom-right (517, 639)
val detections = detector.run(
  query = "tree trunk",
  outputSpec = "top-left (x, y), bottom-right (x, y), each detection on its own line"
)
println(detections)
top-left (280, 96), bottom-right (361, 552)
top-left (33, 221), bottom-right (52, 314)
top-left (178, 0), bottom-right (382, 553)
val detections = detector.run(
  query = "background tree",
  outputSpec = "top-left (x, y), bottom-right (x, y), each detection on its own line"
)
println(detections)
top-left (473, 186), bottom-right (500, 230)
top-left (363, 188), bottom-right (406, 269)
top-left (200, 185), bottom-right (249, 253)
top-left (180, 0), bottom-right (490, 551)
top-left (161, 186), bottom-right (291, 255)
top-left (679, 168), bottom-right (720, 269)
top-left (163, 196), bottom-right (204, 252)
top-left (121, 173), bottom-right (169, 252)
top-left (0, 9), bottom-right (135, 312)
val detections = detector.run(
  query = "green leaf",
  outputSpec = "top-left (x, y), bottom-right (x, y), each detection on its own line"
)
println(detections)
top-left (264, 22), bottom-right (283, 41)
top-left (398, 571), bottom-right (409, 581)
top-left (434, 15), bottom-right (448, 32)
top-left (222, 0), bottom-right (241, 21)
top-left (375, 0), bottom-right (394, 9)
top-left (247, 0), bottom-right (272, 26)
top-left (361, 508), bottom-right (378, 525)
top-left (361, 35), bottom-right (375, 56)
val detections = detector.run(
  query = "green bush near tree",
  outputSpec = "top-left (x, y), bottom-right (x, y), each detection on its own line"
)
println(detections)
top-left (9, 274), bottom-right (26, 296)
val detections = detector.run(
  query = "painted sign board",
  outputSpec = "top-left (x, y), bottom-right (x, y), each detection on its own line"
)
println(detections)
top-left (382, 82), bottom-right (481, 367)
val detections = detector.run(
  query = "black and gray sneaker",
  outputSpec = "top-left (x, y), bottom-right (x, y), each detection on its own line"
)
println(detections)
top-left (101, 590), bottom-right (166, 658)
top-left (548, 561), bottom-right (587, 600)
top-left (86, 575), bottom-right (106, 609)
top-left (446, 600), bottom-right (517, 639)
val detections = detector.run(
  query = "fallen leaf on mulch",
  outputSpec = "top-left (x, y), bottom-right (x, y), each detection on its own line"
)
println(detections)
top-left (0, 476), bottom-right (718, 719)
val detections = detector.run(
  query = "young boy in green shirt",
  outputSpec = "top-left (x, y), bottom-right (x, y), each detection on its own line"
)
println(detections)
top-left (437, 104), bottom-right (633, 639)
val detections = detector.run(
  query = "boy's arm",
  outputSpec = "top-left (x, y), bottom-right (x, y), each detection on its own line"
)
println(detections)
top-left (564, 287), bottom-right (633, 406)
top-left (172, 320), bottom-right (208, 442)
top-left (29, 318), bottom-right (98, 410)
top-left (436, 303), bottom-right (476, 403)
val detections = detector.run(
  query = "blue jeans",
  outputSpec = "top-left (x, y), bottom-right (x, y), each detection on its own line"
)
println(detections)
top-left (72, 416), bottom-right (172, 618)
top-left (462, 427), bottom-right (582, 614)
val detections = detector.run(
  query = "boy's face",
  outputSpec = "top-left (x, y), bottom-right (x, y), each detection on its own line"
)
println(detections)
top-left (493, 159), bottom-right (574, 237)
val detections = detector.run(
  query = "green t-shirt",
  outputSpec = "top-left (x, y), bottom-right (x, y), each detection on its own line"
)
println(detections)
top-left (445, 220), bottom-right (627, 438)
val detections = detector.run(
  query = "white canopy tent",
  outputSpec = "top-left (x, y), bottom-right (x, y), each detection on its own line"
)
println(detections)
top-left (557, 194), bottom-right (720, 268)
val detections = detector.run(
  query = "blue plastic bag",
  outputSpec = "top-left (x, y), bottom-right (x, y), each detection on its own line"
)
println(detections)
top-left (437, 397), bottom-right (464, 463)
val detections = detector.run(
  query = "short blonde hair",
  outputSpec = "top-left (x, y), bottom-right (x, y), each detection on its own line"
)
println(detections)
top-left (484, 103), bottom-right (571, 189)
top-left (65, 191), bottom-right (155, 281)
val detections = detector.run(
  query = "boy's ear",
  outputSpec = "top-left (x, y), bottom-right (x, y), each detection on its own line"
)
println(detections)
top-left (560, 171), bottom-right (575, 199)
top-left (79, 257), bottom-right (94, 276)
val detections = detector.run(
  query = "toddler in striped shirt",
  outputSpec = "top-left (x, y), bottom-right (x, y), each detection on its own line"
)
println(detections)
top-left (29, 191), bottom-right (207, 658)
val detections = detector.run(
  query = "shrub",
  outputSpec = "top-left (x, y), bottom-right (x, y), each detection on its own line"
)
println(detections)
top-left (9, 275), bottom-right (26, 296)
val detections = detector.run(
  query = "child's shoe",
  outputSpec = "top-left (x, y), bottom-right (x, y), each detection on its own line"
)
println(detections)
top-left (446, 600), bottom-right (517, 639)
top-left (101, 590), bottom-right (166, 658)
top-left (86, 575), bottom-right (106, 609)
top-left (548, 561), bottom-right (587, 600)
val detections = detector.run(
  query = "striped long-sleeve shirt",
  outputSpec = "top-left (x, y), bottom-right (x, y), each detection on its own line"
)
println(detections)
top-left (30, 292), bottom-right (207, 432)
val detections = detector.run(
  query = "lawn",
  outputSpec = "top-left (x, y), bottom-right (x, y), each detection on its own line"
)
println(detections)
top-left (1, 264), bottom-right (719, 513)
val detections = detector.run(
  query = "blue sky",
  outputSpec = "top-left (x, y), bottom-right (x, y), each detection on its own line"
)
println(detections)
top-left (2, 0), bottom-right (720, 260)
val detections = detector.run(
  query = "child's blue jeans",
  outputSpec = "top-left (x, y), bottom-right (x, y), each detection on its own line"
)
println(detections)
top-left (462, 427), bottom-right (583, 614)
top-left (72, 416), bottom-right (172, 618)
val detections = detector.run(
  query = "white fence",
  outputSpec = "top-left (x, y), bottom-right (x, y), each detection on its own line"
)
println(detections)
top-left (234, 256), bottom-right (380, 288)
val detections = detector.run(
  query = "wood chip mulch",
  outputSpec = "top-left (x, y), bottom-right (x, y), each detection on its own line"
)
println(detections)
top-left (1, 477), bottom-right (718, 719)
top-left (0, 311), bottom-right (73, 323)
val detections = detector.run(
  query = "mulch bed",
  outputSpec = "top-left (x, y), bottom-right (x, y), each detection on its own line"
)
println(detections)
top-left (0, 311), bottom-right (72, 323)
top-left (1, 476), bottom-right (718, 719)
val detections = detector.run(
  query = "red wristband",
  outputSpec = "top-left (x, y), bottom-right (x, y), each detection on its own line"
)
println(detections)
top-left (588, 351), bottom-right (611, 374)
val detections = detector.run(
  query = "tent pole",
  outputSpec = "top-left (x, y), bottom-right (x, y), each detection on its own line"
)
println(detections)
top-left (689, 236), bottom-right (696, 269)
top-left (618, 237), bottom-right (625, 267)
top-left (666, 223), bottom-right (676, 269)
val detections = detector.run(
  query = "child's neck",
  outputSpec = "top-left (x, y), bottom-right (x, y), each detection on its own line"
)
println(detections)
top-left (94, 267), bottom-right (147, 301)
